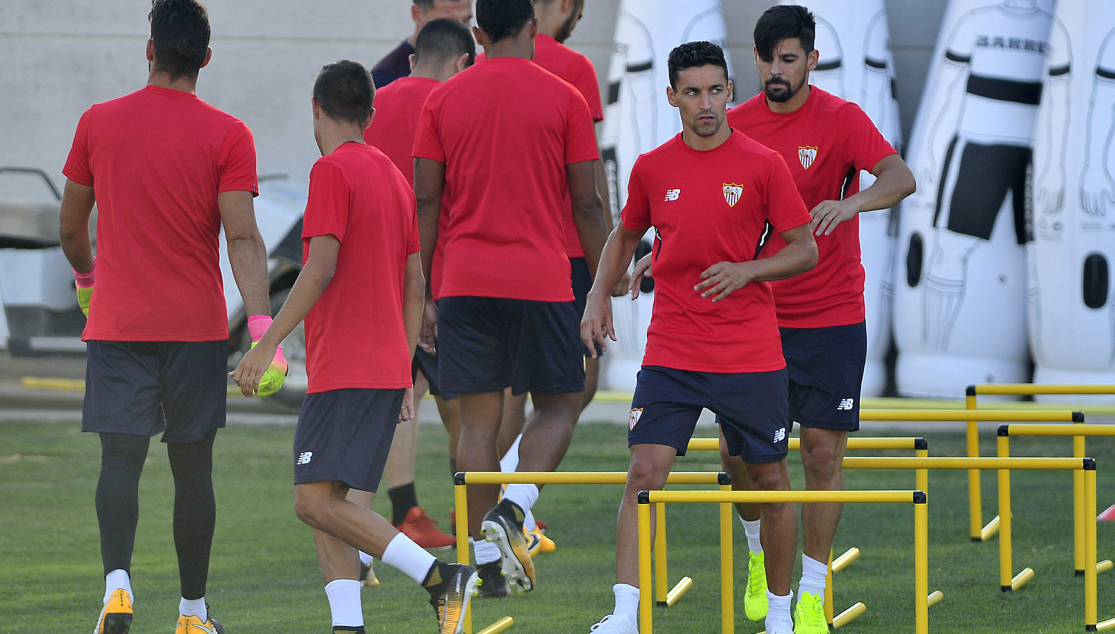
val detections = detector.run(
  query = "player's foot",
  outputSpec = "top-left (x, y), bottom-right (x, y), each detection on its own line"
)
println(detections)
top-left (175, 611), bottom-right (224, 634)
top-left (1099, 504), bottom-right (1115, 521)
top-left (359, 559), bottom-right (379, 587)
top-left (475, 561), bottom-right (509, 598)
top-left (481, 500), bottom-right (535, 592)
top-left (588, 613), bottom-right (637, 634)
top-left (744, 551), bottom-right (768, 621)
top-left (765, 616), bottom-right (794, 634)
top-left (426, 562), bottom-right (479, 634)
top-left (394, 506), bottom-right (456, 550)
top-left (525, 525), bottom-right (556, 555)
top-left (93, 588), bottom-right (133, 634)
top-left (793, 592), bottom-right (827, 634)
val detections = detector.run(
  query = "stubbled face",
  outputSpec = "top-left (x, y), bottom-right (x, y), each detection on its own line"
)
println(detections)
top-left (755, 37), bottom-right (814, 103)
top-left (554, 0), bottom-right (585, 43)
top-left (668, 64), bottom-right (733, 138)
top-left (420, 0), bottom-right (473, 28)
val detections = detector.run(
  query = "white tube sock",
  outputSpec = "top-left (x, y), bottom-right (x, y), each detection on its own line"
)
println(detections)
top-left (766, 589), bottom-right (793, 630)
top-left (499, 434), bottom-right (523, 473)
top-left (742, 518), bottom-right (763, 554)
top-left (103, 569), bottom-right (131, 604)
top-left (474, 537), bottom-right (502, 565)
top-left (612, 583), bottom-right (640, 620)
top-left (324, 579), bottom-right (363, 628)
top-left (503, 483), bottom-right (539, 514)
top-left (381, 533), bottom-right (437, 585)
top-left (798, 554), bottom-right (828, 599)
top-left (358, 551), bottom-right (372, 566)
top-left (179, 597), bottom-right (206, 621)
top-left (523, 508), bottom-right (537, 532)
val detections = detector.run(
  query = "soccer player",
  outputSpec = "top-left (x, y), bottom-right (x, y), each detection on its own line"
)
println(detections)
top-left (232, 60), bottom-right (476, 634)
top-left (58, 2), bottom-right (281, 632)
top-left (584, 41), bottom-right (818, 634)
top-left (413, 0), bottom-right (608, 598)
top-left (352, 17), bottom-right (477, 562)
top-left (372, 0), bottom-right (473, 88)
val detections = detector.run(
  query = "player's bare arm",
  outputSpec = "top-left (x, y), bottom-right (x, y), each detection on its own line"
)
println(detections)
top-left (414, 156), bottom-right (446, 352)
top-left (219, 190), bottom-right (271, 317)
top-left (581, 225), bottom-right (643, 357)
top-left (58, 179), bottom-right (96, 273)
top-left (810, 154), bottom-right (915, 236)
top-left (695, 223), bottom-right (818, 303)
top-left (232, 234), bottom-right (339, 396)
top-left (399, 251), bottom-right (426, 421)
top-left (568, 159), bottom-right (609, 277)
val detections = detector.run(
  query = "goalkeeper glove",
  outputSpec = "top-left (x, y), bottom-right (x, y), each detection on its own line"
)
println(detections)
top-left (74, 259), bottom-right (95, 317)
top-left (247, 315), bottom-right (289, 396)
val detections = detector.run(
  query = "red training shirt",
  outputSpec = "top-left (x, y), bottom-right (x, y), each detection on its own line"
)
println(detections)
top-left (622, 130), bottom-right (812, 373)
top-left (412, 56), bottom-right (599, 302)
top-left (727, 88), bottom-right (897, 328)
top-left (301, 142), bottom-right (421, 393)
top-left (62, 85), bottom-right (258, 341)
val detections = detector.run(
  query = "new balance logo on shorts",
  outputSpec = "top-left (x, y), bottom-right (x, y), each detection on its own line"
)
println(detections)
top-left (296, 451), bottom-right (313, 465)
top-left (838, 398), bottom-right (855, 411)
top-left (664, 189), bottom-right (680, 201)
top-left (773, 428), bottom-right (786, 443)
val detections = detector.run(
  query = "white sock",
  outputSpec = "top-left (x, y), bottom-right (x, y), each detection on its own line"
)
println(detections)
top-left (179, 597), bottom-right (206, 621)
top-left (612, 583), bottom-right (639, 620)
top-left (324, 579), bottom-right (363, 628)
top-left (766, 589), bottom-right (793, 629)
top-left (503, 483), bottom-right (539, 514)
top-left (499, 434), bottom-right (523, 472)
top-left (524, 508), bottom-right (537, 532)
top-left (103, 569), bottom-right (132, 604)
top-left (798, 554), bottom-right (828, 599)
top-left (358, 551), bottom-right (372, 566)
top-left (742, 518), bottom-right (763, 554)
top-left (474, 537), bottom-right (501, 565)
top-left (381, 533), bottom-right (437, 585)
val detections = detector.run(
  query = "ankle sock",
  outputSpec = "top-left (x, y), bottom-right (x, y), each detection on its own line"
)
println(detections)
top-left (103, 569), bottom-right (132, 604)
top-left (798, 554), bottom-right (828, 599)
top-left (387, 482), bottom-right (419, 526)
top-left (502, 483), bottom-right (538, 516)
top-left (474, 537), bottom-right (501, 565)
top-left (612, 583), bottom-right (639, 620)
top-left (324, 579), bottom-right (362, 628)
top-left (179, 597), bottom-right (206, 621)
top-left (381, 533), bottom-right (437, 585)
top-left (742, 518), bottom-right (763, 554)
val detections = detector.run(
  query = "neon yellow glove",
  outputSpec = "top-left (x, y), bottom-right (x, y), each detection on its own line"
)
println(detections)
top-left (248, 315), bottom-right (288, 397)
top-left (74, 259), bottom-right (95, 318)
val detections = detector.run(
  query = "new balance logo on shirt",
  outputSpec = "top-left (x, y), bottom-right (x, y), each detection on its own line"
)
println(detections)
top-left (296, 451), bottom-right (313, 465)
top-left (838, 398), bottom-right (855, 411)
top-left (773, 428), bottom-right (786, 443)
top-left (664, 189), bottom-right (680, 201)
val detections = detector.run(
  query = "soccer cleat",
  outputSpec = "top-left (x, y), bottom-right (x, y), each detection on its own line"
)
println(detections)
top-left (793, 592), bottom-right (827, 634)
top-left (1099, 504), bottom-right (1115, 521)
top-left (744, 551), bottom-right (768, 621)
top-left (359, 558), bottom-right (379, 587)
top-left (534, 518), bottom-right (547, 532)
top-left (93, 588), bottom-right (133, 634)
top-left (428, 563), bottom-right (478, 634)
top-left (525, 526), bottom-right (555, 555)
top-left (481, 501), bottom-right (535, 592)
top-left (475, 561), bottom-right (509, 598)
top-left (766, 616), bottom-right (795, 634)
top-left (588, 613), bottom-right (637, 634)
top-left (174, 613), bottom-right (224, 634)
top-left (394, 506), bottom-right (456, 550)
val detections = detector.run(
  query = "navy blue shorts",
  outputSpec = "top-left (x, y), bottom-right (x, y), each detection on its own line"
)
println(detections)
top-left (438, 296), bottom-right (586, 396)
top-left (82, 340), bottom-right (227, 444)
top-left (571, 256), bottom-right (604, 358)
top-left (629, 366), bottom-right (790, 463)
top-left (412, 347), bottom-right (457, 400)
top-left (781, 321), bottom-right (867, 431)
top-left (293, 388), bottom-right (404, 492)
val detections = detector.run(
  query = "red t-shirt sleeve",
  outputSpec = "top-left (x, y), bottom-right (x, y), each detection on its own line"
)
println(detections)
top-left (407, 200), bottom-right (421, 255)
top-left (564, 90), bottom-right (600, 165)
top-left (412, 91), bottom-right (446, 163)
top-left (765, 153), bottom-right (812, 232)
top-left (841, 103), bottom-right (897, 173)
top-left (569, 59), bottom-right (604, 123)
top-left (62, 109), bottom-right (94, 186)
top-left (217, 121), bottom-right (259, 196)
top-left (621, 160), bottom-right (651, 232)
top-left (302, 161), bottom-right (350, 244)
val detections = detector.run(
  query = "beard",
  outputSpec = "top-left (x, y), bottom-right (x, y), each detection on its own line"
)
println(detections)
top-left (763, 75), bottom-right (805, 103)
top-left (555, 12), bottom-right (579, 43)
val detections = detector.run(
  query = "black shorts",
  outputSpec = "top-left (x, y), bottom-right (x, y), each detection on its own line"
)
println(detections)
top-left (629, 366), bottom-right (790, 463)
top-left (82, 340), bottom-right (227, 444)
top-left (438, 296), bottom-right (586, 396)
top-left (293, 388), bottom-right (404, 492)
top-left (570, 256), bottom-right (604, 358)
top-left (781, 321), bottom-right (867, 431)
top-left (412, 347), bottom-right (457, 401)
top-left (933, 136), bottom-right (1032, 244)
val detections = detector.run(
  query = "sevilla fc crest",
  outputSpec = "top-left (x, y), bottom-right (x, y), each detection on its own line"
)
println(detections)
top-left (722, 184), bottom-right (744, 208)
top-left (629, 408), bottom-right (643, 430)
top-left (799, 147), bottom-right (818, 170)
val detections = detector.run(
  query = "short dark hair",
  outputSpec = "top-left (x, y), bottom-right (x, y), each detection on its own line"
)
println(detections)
top-left (667, 41), bottom-right (729, 90)
top-left (476, 0), bottom-right (534, 45)
top-left (148, 0), bottom-right (211, 81)
top-left (312, 60), bottom-right (375, 126)
top-left (754, 5), bottom-right (816, 62)
top-left (415, 18), bottom-right (477, 66)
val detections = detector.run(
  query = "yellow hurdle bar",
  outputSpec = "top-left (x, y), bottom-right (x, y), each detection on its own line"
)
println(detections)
top-left (840, 456), bottom-right (1086, 470)
top-left (861, 409), bottom-right (1081, 422)
top-left (637, 489), bottom-right (928, 634)
top-left (998, 424), bottom-right (1115, 437)
top-left (686, 436), bottom-right (924, 452)
top-left (458, 471), bottom-right (728, 485)
top-left (972, 383), bottom-right (1115, 395)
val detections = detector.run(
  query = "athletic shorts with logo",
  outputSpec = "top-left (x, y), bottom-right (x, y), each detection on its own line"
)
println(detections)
top-left (82, 340), bottom-right (227, 443)
top-left (629, 366), bottom-right (790, 463)
top-left (781, 321), bottom-right (867, 431)
top-left (293, 388), bottom-right (404, 492)
top-left (437, 295), bottom-right (585, 396)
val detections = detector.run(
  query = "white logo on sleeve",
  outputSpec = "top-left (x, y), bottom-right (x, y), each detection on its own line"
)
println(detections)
top-left (838, 398), bottom-right (855, 411)
top-left (773, 428), bottom-right (786, 443)
top-left (664, 189), bottom-right (681, 202)
top-left (296, 451), bottom-right (313, 465)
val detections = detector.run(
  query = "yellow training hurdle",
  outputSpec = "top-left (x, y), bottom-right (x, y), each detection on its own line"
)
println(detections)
top-left (451, 471), bottom-right (731, 634)
top-left (636, 489), bottom-right (929, 634)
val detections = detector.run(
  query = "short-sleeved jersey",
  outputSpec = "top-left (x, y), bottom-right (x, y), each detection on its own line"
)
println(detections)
top-left (62, 85), bottom-right (258, 342)
top-left (622, 131), bottom-right (812, 373)
top-left (412, 56), bottom-right (599, 301)
top-left (301, 142), bottom-right (421, 393)
top-left (727, 88), bottom-right (897, 329)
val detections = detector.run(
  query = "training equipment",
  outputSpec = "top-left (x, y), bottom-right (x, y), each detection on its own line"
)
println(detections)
top-left (429, 563), bottom-right (479, 634)
top-left (93, 588), bottom-right (132, 634)
top-left (246, 316), bottom-right (287, 397)
top-left (744, 552), bottom-right (768, 621)
top-left (1028, 0), bottom-right (1115, 387)
top-left (481, 503), bottom-right (534, 593)
top-left (174, 613), bottom-right (224, 634)
top-left (395, 506), bottom-right (455, 550)
top-left (794, 592), bottom-right (828, 634)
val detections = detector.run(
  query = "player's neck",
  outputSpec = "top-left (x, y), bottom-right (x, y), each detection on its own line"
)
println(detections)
top-left (147, 70), bottom-right (198, 94)
top-left (681, 125), bottom-right (732, 152)
top-left (766, 83), bottom-right (811, 115)
top-left (483, 36), bottom-right (535, 60)
top-left (411, 63), bottom-right (452, 83)
top-left (318, 124), bottom-right (366, 157)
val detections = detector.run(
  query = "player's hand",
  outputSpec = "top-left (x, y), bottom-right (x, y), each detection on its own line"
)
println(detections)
top-left (695, 262), bottom-right (754, 302)
top-left (419, 300), bottom-right (438, 354)
top-left (232, 341), bottom-right (279, 397)
top-left (630, 253), bottom-right (653, 299)
top-left (581, 291), bottom-right (616, 358)
top-left (399, 387), bottom-right (415, 422)
top-left (810, 199), bottom-right (860, 236)
top-left (76, 285), bottom-right (93, 317)
top-left (611, 271), bottom-right (632, 297)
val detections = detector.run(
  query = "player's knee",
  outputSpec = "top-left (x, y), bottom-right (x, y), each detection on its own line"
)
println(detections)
top-left (802, 448), bottom-right (842, 485)
top-left (293, 488), bottom-right (331, 528)
top-left (747, 462), bottom-right (790, 492)
top-left (626, 455), bottom-right (669, 493)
